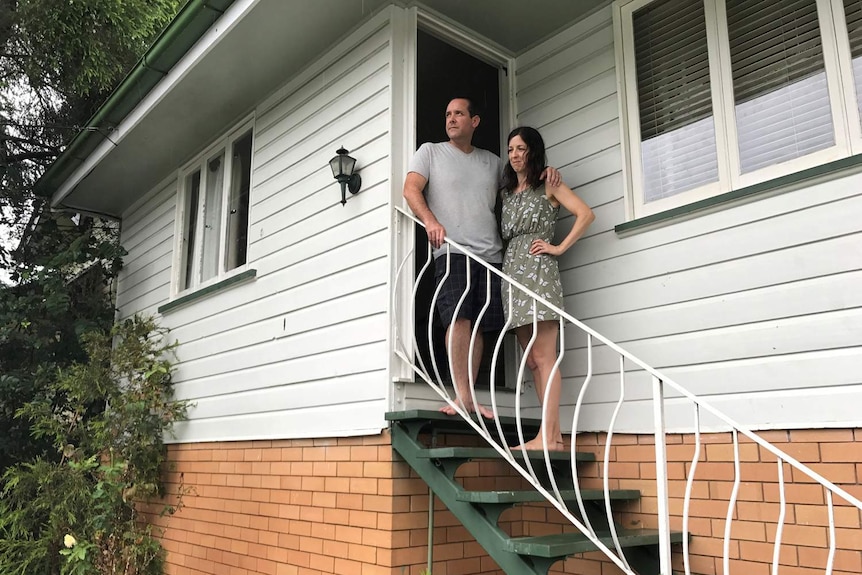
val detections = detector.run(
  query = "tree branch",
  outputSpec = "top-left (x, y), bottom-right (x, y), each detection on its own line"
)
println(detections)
top-left (1, 133), bottom-right (61, 152)
top-left (2, 150), bottom-right (58, 163)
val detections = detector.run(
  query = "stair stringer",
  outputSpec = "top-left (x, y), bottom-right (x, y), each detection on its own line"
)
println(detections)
top-left (390, 420), bottom-right (559, 575)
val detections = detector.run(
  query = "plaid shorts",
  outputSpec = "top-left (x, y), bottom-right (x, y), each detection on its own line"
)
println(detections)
top-left (434, 254), bottom-right (504, 332)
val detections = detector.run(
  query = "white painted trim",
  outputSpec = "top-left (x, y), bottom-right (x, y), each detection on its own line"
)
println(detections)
top-left (611, 3), bottom-right (635, 221)
top-left (389, 5), bottom-right (416, 395)
top-left (52, 0), bottom-right (263, 208)
top-left (413, 3), bottom-right (514, 64)
top-left (169, 115), bottom-right (254, 298)
top-left (828, 0), bottom-right (862, 153)
top-left (817, 0), bottom-right (852, 152)
top-left (712, 0), bottom-right (740, 190)
top-left (704, 0), bottom-right (733, 195)
top-left (394, 5), bottom-right (518, 395)
top-left (503, 55), bottom-right (517, 137)
top-left (167, 422), bottom-right (388, 444)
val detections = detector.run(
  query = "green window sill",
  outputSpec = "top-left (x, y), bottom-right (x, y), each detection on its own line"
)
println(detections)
top-left (158, 268), bottom-right (257, 314)
top-left (615, 153), bottom-right (862, 234)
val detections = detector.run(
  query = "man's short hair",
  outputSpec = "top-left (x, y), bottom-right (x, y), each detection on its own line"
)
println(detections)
top-left (450, 96), bottom-right (480, 118)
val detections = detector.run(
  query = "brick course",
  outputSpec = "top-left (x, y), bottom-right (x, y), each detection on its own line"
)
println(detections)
top-left (149, 428), bottom-right (861, 575)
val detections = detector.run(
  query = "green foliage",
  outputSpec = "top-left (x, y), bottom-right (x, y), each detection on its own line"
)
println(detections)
top-left (1, 0), bottom-right (180, 473)
top-left (0, 315), bottom-right (187, 575)
top-left (0, 217), bottom-right (126, 470)
top-left (14, 0), bottom-right (183, 98)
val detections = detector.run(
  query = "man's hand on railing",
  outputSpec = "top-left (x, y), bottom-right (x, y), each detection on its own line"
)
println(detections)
top-left (424, 219), bottom-right (446, 249)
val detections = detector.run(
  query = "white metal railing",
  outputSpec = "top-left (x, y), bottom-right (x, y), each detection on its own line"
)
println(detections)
top-left (392, 206), bottom-right (862, 575)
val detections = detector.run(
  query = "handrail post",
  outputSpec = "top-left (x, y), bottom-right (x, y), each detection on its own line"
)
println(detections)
top-left (652, 375), bottom-right (672, 575)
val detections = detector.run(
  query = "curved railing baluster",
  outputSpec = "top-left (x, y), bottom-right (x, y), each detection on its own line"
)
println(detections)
top-left (723, 429), bottom-right (741, 575)
top-left (426, 247), bottom-right (451, 399)
top-left (514, 305), bottom-right (543, 487)
top-left (544, 315), bottom-right (567, 507)
top-left (683, 405), bottom-right (701, 575)
top-left (446, 251), bottom-right (472, 412)
top-left (570, 333), bottom-right (596, 539)
top-left (603, 355), bottom-right (633, 573)
top-left (468, 266), bottom-right (494, 441)
top-left (409, 243), bottom-right (434, 380)
top-left (773, 459), bottom-right (786, 575)
top-left (825, 489), bottom-right (835, 575)
top-left (491, 286), bottom-right (514, 458)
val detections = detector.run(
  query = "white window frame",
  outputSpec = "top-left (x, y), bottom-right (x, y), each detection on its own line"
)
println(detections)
top-left (614, 0), bottom-right (862, 219)
top-left (172, 117), bottom-right (254, 295)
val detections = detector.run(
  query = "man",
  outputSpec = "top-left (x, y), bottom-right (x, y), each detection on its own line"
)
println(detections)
top-left (403, 97), bottom-right (559, 417)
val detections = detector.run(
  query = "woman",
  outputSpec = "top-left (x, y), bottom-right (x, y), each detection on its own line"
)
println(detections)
top-left (501, 127), bottom-right (595, 451)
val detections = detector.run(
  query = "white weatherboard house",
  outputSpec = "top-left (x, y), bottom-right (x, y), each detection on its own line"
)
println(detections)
top-left (39, 1), bottom-right (862, 574)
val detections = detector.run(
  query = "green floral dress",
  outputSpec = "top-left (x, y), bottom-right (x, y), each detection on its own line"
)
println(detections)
top-left (501, 184), bottom-right (563, 329)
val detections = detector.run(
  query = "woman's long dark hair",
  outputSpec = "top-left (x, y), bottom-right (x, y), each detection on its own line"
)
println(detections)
top-left (502, 126), bottom-right (547, 192)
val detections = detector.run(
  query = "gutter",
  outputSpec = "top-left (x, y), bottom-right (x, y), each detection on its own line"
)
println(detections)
top-left (34, 0), bottom-right (237, 199)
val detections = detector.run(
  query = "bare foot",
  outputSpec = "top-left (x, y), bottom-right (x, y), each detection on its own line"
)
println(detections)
top-left (511, 437), bottom-right (566, 452)
top-left (439, 402), bottom-right (494, 419)
top-left (439, 403), bottom-right (459, 416)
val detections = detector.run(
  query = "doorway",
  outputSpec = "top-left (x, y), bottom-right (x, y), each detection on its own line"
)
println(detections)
top-left (412, 29), bottom-right (506, 390)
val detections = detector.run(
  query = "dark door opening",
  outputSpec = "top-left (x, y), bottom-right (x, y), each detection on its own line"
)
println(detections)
top-left (413, 29), bottom-right (505, 390)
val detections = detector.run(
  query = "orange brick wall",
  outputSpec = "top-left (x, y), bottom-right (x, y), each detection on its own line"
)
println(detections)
top-left (541, 429), bottom-right (862, 575)
top-left (149, 432), bottom-right (513, 575)
top-left (148, 428), bottom-right (862, 575)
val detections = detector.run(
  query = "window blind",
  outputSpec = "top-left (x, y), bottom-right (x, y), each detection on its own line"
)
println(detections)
top-left (844, 0), bottom-right (862, 123)
top-left (635, 0), bottom-right (712, 138)
top-left (634, 0), bottom-right (719, 202)
top-left (727, 0), bottom-right (834, 173)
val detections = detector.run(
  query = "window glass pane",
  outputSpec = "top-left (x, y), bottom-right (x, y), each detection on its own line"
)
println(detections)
top-left (201, 153), bottom-right (225, 283)
top-left (727, 0), bottom-right (834, 173)
top-left (182, 170), bottom-right (201, 290)
top-left (225, 131), bottom-right (252, 271)
top-left (634, 0), bottom-right (719, 202)
top-left (844, 0), bottom-right (862, 123)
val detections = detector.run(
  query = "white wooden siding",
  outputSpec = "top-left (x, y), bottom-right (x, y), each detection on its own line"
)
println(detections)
top-left (514, 5), bottom-right (862, 431)
top-left (116, 178), bottom-right (177, 318)
top-left (116, 13), bottom-right (395, 443)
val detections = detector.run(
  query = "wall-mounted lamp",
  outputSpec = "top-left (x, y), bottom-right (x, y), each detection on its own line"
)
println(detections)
top-left (329, 147), bottom-right (362, 206)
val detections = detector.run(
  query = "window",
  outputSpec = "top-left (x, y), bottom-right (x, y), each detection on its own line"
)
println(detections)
top-left (615, 0), bottom-right (862, 218)
top-left (176, 123), bottom-right (253, 292)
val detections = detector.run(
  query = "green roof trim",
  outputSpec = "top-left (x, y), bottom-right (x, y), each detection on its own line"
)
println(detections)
top-left (36, 0), bottom-right (238, 199)
top-left (615, 152), bottom-right (862, 234)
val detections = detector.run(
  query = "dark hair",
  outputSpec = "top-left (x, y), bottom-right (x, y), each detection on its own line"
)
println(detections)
top-left (502, 126), bottom-right (547, 192)
top-left (448, 96), bottom-right (479, 118)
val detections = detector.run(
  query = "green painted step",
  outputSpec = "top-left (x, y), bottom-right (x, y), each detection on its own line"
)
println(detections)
top-left (506, 529), bottom-right (685, 557)
top-left (386, 409), bottom-right (542, 433)
top-left (418, 446), bottom-right (595, 462)
top-left (456, 488), bottom-right (641, 504)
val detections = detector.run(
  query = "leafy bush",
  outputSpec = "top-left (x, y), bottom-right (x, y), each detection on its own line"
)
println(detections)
top-left (0, 315), bottom-right (187, 575)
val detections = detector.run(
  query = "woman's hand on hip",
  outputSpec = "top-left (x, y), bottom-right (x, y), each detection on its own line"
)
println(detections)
top-left (529, 238), bottom-right (560, 257)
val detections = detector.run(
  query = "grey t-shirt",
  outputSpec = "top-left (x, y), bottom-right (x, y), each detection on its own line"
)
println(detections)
top-left (408, 142), bottom-right (503, 263)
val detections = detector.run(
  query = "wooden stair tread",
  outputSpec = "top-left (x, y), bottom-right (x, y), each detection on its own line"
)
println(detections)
top-left (418, 446), bottom-right (595, 462)
top-left (506, 529), bottom-right (685, 557)
top-left (457, 488), bottom-right (641, 503)
top-left (386, 409), bottom-right (542, 431)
